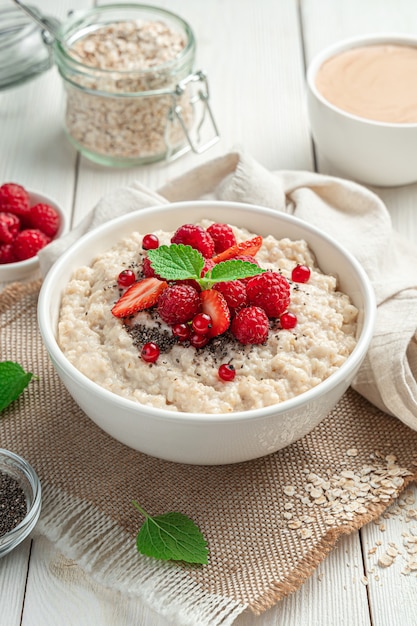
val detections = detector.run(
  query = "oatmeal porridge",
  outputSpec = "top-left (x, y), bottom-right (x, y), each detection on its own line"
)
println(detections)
top-left (58, 221), bottom-right (358, 413)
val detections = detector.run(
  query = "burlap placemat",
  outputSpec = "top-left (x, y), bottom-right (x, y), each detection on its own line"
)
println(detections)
top-left (1, 280), bottom-right (417, 625)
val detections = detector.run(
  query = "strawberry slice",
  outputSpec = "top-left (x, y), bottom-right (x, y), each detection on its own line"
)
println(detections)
top-left (200, 289), bottom-right (231, 338)
top-left (212, 235), bottom-right (262, 263)
top-left (112, 277), bottom-right (168, 318)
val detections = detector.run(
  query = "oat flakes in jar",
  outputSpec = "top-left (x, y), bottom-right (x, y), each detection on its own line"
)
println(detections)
top-left (53, 4), bottom-right (219, 166)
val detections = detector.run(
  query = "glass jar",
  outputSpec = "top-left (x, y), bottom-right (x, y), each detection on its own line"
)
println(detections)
top-left (52, 4), bottom-right (219, 166)
top-left (0, 5), bottom-right (54, 91)
top-left (0, 448), bottom-right (42, 558)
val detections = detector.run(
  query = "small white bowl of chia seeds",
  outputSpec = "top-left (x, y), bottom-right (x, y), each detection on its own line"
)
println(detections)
top-left (0, 449), bottom-right (42, 557)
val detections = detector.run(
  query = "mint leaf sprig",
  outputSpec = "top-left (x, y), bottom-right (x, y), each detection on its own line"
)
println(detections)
top-left (133, 501), bottom-right (208, 564)
top-left (147, 244), bottom-right (264, 290)
top-left (0, 361), bottom-right (34, 413)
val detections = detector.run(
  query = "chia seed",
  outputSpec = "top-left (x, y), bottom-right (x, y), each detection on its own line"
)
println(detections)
top-left (0, 472), bottom-right (27, 537)
top-left (126, 322), bottom-right (177, 353)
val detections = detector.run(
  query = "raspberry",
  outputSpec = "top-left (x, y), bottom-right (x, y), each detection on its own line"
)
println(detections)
top-left (206, 223), bottom-right (236, 254)
top-left (13, 229), bottom-right (51, 261)
top-left (231, 306), bottom-right (269, 345)
top-left (0, 183), bottom-right (30, 218)
top-left (246, 271), bottom-right (290, 318)
top-left (27, 203), bottom-right (60, 238)
top-left (171, 224), bottom-right (215, 258)
top-left (0, 243), bottom-right (17, 264)
top-left (157, 284), bottom-right (201, 325)
top-left (0, 212), bottom-right (20, 244)
top-left (213, 280), bottom-right (247, 310)
top-left (202, 258), bottom-right (215, 276)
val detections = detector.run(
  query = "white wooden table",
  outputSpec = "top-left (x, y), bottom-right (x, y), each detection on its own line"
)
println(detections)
top-left (1, 0), bottom-right (417, 624)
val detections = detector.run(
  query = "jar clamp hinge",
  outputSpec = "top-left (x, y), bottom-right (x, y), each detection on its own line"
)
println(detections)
top-left (167, 70), bottom-right (220, 159)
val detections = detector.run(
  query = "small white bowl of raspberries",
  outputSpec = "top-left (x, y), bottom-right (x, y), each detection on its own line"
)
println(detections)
top-left (0, 182), bottom-right (67, 282)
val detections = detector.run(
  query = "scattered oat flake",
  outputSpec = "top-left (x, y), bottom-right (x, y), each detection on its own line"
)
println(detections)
top-left (378, 553), bottom-right (394, 568)
top-left (288, 520), bottom-right (302, 529)
top-left (283, 485), bottom-right (296, 496)
top-left (346, 448), bottom-right (358, 457)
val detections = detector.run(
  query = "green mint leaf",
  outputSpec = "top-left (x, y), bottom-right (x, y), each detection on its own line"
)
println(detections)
top-left (0, 361), bottom-right (34, 412)
top-left (200, 259), bottom-right (265, 288)
top-left (147, 244), bottom-right (204, 281)
top-left (133, 501), bottom-right (208, 564)
top-left (147, 244), bottom-right (264, 288)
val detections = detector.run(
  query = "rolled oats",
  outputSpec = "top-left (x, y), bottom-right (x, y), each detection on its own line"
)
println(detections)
top-left (282, 451), bottom-right (414, 543)
top-left (59, 16), bottom-right (195, 163)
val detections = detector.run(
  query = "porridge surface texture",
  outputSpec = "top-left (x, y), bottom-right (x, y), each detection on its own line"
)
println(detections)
top-left (58, 222), bottom-right (358, 414)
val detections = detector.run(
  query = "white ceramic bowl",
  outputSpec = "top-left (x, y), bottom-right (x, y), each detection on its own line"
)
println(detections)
top-left (0, 189), bottom-right (68, 282)
top-left (307, 33), bottom-right (417, 187)
top-left (38, 201), bottom-right (376, 465)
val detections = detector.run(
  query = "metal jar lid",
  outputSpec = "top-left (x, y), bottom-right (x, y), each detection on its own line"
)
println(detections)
top-left (0, 5), bottom-right (54, 91)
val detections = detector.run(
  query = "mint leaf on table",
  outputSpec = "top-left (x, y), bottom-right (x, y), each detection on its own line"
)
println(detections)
top-left (133, 501), bottom-right (208, 564)
top-left (147, 243), bottom-right (264, 289)
top-left (0, 361), bottom-right (34, 412)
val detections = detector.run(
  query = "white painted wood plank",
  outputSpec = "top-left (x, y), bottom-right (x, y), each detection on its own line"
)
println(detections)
top-left (22, 535), bottom-right (171, 626)
top-left (360, 484), bottom-right (417, 626)
top-left (20, 531), bottom-right (371, 626)
top-left (237, 532), bottom-right (371, 626)
top-left (0, 538), bottom-right (31, 626)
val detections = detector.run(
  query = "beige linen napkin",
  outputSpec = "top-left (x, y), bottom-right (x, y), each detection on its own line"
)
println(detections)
top-left (39, 151), bottom-right (417, 431)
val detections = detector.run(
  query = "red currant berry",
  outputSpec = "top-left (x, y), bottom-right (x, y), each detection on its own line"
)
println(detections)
top-left (190, 333), bottom-right (209, 349)
top-left (291, 264), bottom-right (311, 283)
top-left (117, 269), bottom-right (136, 288)
top-left (218, 363), bottom-right (236, 381)
top-left (172, 323), bottom-right (191, 341)
top-left (280, 311), bottom-right (297, 329)
top-left (141, 342), bottom-right (160, 363)
top-left (142, 234), bottom-right (159, 250)
top-left (192, 312), bottom-right (212, 335)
